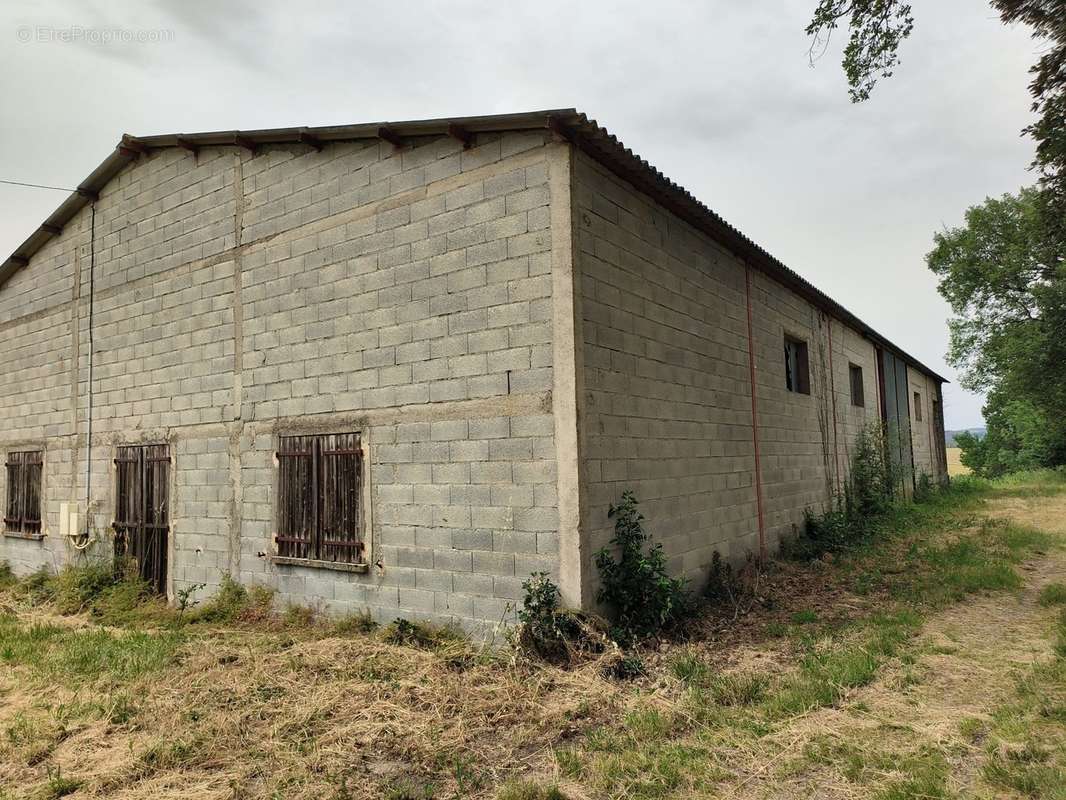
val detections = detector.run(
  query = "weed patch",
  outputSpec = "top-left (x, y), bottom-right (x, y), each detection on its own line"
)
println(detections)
top-left (496, 779), bottom-right (566, 800)
top-left (381, 617), bottom-right (462, 649)
top-left (1039, 582), bottom-right (1066, 607)
top-left (595, 491), bottom-right (687, 645)
top-left (0, 614), bottom-right (181, 686)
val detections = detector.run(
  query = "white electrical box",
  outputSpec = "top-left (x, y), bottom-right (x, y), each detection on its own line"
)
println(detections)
top-left (59, 504), bottom-right (80, 539)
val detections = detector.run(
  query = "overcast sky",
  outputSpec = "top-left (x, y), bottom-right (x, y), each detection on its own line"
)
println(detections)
top-left (0, 1), bottom-right (1041, 429)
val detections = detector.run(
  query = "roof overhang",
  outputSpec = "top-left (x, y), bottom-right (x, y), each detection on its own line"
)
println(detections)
top-left (0, 108), bottom-right (948, 383)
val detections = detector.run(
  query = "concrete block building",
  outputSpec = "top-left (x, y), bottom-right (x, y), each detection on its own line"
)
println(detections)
top-left (0, 110), bottom-right (948, 630)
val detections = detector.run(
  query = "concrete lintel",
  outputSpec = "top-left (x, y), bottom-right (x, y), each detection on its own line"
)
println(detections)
top-left (256, 391), bottom-right (552, 436)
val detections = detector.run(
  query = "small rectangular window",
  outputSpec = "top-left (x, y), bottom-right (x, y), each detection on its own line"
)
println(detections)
top-left (4, 451), bottom-right (42, 535)
top-left (914, 392), bottom-right (923, 421)
top-left (784, 336), bottom-right (810, 395)
top-left (849, 364), bottom-right (865, 407)
top-left (277, 432), bottom-right (365, 565)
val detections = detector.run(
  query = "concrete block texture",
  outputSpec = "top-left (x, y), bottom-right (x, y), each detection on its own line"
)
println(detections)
top-left (0, 131), bottom-right (562, 635)
top-left (0, 127), bottom-right (944, 634)
top-left (569, 150), bottom-right (939, 605)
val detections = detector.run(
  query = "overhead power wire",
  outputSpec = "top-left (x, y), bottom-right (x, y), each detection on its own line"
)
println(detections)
top-left (0, 178), bottom-right (78, 192)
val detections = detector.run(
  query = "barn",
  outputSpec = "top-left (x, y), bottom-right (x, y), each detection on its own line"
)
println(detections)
top-left (0, 110), bottom-right (948, 631)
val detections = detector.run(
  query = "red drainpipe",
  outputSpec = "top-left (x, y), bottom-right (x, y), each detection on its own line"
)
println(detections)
top-left (827, 317), bottom-right (841, 495)
top-left (745, 265), bottom-right (767, 561)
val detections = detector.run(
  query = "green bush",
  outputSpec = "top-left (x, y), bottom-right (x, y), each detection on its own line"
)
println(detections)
top-left (0, 561), bottom-right (15, 590)
top-left (186, 575), bottom-right (249, 624)
top-left (52, 562), bottom-right (118, 615)
top-left (515, 572), bottom-right (581, 661)
top-left (705, 550), bottom-right (742, 605)
top-left (787, 424), bottom-right (909, 559)
top-left (595, 491), bottom-right (687, 645)
top-left (333, 610), bottom-right (377, 635)
top-left (382, 618), bottom-right (462, 649)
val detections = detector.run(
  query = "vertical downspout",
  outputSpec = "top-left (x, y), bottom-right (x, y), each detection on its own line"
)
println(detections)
top-left (827, 317), bottom-right (841, 495)
top-left (744, 265), bottom-right (766, 561)
top-left (84, 202), bottom-right (96, 537)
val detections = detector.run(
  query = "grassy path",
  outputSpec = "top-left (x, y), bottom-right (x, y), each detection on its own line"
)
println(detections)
top-left (724, 489), bottom-right (1066, 800)
top-left (0, 474), bottom-right (1064, 799)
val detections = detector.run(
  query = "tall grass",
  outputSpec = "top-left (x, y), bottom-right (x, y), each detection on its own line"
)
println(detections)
top-left (0, 614), bottom-right (181, 686)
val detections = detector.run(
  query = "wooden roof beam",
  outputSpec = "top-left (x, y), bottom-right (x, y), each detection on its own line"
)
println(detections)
top-left (447, 123), bottom-right (475, 149)
top-left (377, 126), bottom-right (405, 149)
top-left (233, 135), bottom-right (258, 154)
top-left (297, 130), bottom-right (323, 151)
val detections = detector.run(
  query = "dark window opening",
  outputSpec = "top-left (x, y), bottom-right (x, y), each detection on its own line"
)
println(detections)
top-left (849, 364), bottom-right (865, 407)
top-left (784, 336), bottom-right (811, 395)
top-left (277, 432), bottom-right (364, 565)
top-left (113, 444), bottom-right (170, 595)
top-left (4, 451), bottom-right (42, 535)
top-left (914, 392), bottom-right (923, 421)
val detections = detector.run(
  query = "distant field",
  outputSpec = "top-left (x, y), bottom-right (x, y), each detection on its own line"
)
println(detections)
top-left (947, 446), bottom-right (971, 476)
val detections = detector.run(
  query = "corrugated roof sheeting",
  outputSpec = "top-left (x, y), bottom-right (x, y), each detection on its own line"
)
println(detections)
top-left (0, 108), bottom-right (946, 382)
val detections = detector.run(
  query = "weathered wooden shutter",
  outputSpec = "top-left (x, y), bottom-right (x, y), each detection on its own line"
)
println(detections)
top-left (276, 433), bottom-right (363, 563)
top-left (4, 453), bottom-right (23, 531)
top-left (277, 435), bottom-right (316, 560)
top-left (320, 432), bottom-right (363, 563)
top-left (4, 451), bottom-right (42, 534)
top-left (113, 445), bottom-right (170, 594)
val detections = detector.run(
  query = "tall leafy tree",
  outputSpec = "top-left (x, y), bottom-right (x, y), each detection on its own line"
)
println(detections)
top-left (808, 1), bottom-right (1066, 473)
top-left (927, 188), bottom-right (1066, 475)
top-left (807, 1), bottom-right (1066, 201)
top-left (805, 1), bottom-right (915, 102)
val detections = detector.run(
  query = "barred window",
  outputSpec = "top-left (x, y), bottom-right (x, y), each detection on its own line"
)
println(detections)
top-left (4, 451), bottom-right (42, 535)
top-left (113, 444), bottom-right (171, 595)
top-left (276, 433), bottom-right (365, 564)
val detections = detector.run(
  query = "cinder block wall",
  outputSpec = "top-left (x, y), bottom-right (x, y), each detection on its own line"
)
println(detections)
top-left (573, 152), bottom-right (760, 592)
top-left (906, 366), bottom-right (939, 481)
top-left (0, 217), bottom-right (81, 574)
top-left (0, 130), bottom-right (565, 633)
top-left (0, 125), bottom-right (948, 626)
top-left (571, 150), bottom-right (913, 602)
top-left (832, 323), bottom-right (882, 475)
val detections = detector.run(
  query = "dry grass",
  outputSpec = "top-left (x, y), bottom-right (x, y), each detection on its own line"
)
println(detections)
top-left (2, 473), bottom-right (1065, 800)
top-left (946, 447), bottom-right (971, 476)
top-left (0, 618), bottom-right (627, 799)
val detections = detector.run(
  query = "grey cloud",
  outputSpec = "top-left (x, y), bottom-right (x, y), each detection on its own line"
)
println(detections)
top-left (0, 0), bottom-right (1040, 427)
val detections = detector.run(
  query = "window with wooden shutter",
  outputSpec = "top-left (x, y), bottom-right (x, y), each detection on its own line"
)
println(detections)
top-left (4, 451), bottom-right (42, 536)
top-left (277, 432), bottom-right (364, 565)
top-left (784, 336), bottom-right (811, 395)
top-left (849, 364), bottom-right (865, 407)
top-left (113, 444), bottom-right (170, 594)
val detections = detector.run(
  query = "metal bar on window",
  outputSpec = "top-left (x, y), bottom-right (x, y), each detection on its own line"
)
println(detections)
top-left (276, 432), bottom-right (363, 564)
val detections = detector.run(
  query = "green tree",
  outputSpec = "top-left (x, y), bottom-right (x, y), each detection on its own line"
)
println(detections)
top-left (806, 2), bottom-right (1066, 205)
top-left (927, 188), bottom-right (1066, 474)
top-left (805, 1), bottom-right (915, 102)
top-left (807, 2), bottom-right (1066, 472)
top-left (955, 393), bottom-right (1058, 477)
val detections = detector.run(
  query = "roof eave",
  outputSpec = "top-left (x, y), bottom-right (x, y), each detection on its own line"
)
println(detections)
top-left (0, 107), bottom-right (948, 384)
